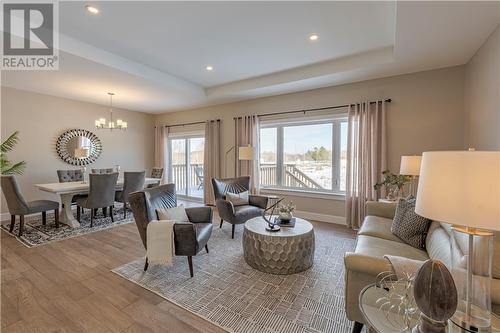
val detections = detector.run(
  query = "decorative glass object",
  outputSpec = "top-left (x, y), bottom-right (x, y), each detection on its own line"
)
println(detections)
top-left (450, 228), bottom-right (493, 333)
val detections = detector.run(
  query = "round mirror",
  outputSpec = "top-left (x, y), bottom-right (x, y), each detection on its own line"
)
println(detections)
top-left (56, 129), bottom-right (102, 166)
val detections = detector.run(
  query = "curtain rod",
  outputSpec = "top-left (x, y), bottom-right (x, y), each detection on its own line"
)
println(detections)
top-left (160, 119), bottom-right (220, 128)
top-left (233, 99), bottom-right (391, 119)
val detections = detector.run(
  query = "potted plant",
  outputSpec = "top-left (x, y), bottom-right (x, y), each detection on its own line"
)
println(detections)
top-left (278, 201), bottom-right (295, 221)
top-left (1, 131), bottom-right (26, 175)
top-left (374, 170), bottom-right (411, 200)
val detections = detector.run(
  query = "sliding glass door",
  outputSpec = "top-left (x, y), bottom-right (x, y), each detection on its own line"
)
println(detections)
top-left (169, 136), bottom-right (205, 200)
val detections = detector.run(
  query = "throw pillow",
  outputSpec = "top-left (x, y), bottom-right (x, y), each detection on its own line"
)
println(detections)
top-left (391, 197), bottom-right (431, 249)
top-left (156, 205), bottom-right (190, 222)
top-left (226, 191), bottom-right (249, 206)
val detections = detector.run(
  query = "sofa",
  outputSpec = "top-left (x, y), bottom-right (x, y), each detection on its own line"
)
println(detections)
top-left (344, 201), bottom-right (500, 332)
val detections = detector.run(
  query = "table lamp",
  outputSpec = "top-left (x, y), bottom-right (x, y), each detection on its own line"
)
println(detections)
top-left (415, 150), bottom-right (500, 332)
top-left (400, 155), bottom-right (422, 196)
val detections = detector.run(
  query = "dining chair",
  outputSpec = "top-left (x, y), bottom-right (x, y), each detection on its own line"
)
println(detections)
top-left (1, 175), bottom-right (59, 236)
top-left (115, 171), bottom-right (145, 219)
top-left (75, 173), bottom-right (118, 227)
top-left (56, 169), bottom-right (87, 208)
top-left (91, 168), bottom-right (115, 174)
top-left (147, 167), bottom-right (164, 188)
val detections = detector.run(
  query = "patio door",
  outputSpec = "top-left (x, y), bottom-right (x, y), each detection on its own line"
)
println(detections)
top-left (169, 136), bottom-right (205, 200)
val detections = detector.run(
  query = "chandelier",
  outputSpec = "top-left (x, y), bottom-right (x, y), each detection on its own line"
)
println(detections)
top-left (95, 92), bottom-right (127, 130)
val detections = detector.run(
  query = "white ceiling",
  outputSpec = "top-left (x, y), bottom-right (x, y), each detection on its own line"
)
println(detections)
top-left (2, 1), bottom-right (499, 113)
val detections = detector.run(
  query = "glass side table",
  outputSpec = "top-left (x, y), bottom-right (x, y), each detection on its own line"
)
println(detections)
top-left (359, 284), bottom-right (500, 333)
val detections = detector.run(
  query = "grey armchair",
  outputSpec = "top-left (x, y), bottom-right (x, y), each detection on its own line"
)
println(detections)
top-left (91, 168), bottom-right (114, 174)
top-left (1, 175), bottom-right (59, 236)
top-left (75, 173), bottom-right (118, 227)
top-left (212, 176), bottom-right (268, 239)
top-left (129, 183), bottom-right (213, 277)
top-left (115, 171), bottom-right (145, 219)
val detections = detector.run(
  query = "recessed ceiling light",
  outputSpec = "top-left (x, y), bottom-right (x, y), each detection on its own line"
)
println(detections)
top-left (309, 33), bottom-right (319, 41)
top-left (206, 65), bottom-right (214, 71)
top-left (85, 5), bottom-right (99, 14)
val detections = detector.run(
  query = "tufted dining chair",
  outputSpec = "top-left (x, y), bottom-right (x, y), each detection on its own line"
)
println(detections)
top-left (91, 168), bottom-right (115, 174)
top-left (115, 171), bottom-right (146, 219)
top-left (1, 175), bottom-right (59, 236)
top-left (147, 167), bottom-right (164, 188)
top-left (57, 169), bottom-right (83, 182)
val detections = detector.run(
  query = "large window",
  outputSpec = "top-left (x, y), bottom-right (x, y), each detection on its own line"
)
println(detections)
top-left (259, 117), bottom-right (347, 194)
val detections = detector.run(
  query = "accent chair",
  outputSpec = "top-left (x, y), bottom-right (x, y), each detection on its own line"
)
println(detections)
top-left (211, 176), bottom-right (268, 239)
top-left (128, 183), bottom-right (213, 277)
top-left (1, 175), bottom-right (59, 236)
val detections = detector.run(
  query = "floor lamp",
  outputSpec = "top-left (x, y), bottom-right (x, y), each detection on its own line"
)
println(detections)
top-left (225, 145), bottom-right (255, 177)
top-left (415, 150), bottom-right (500, 332)
top-left (399, 155), bottom-right (422, 196)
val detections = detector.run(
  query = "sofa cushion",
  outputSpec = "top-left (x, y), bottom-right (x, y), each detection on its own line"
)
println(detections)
top-left (391, 197), bottom-right (431, 249)
top-left (355, 235), bottom-right (429, 262)
top-left (425, 221), bottom-right (452, 267)
top-left (358, 216), bottom-right (405, 244)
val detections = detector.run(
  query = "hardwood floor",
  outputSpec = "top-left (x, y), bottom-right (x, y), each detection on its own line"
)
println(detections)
top-left (1, 202), bottom-right (356, 332)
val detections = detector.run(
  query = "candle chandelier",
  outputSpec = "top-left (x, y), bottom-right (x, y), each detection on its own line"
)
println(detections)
top-left (95, 92), bottom-right (127, 130)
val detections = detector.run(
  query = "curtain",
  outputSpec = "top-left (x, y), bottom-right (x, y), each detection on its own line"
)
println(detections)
top-left (203, 120), bottom-right (222, 205)
top-left (154, 125), bottom-right (169, 184)
top-left (234, 115), bottom-right (260, 194)
top-left (345, 101), bottom-right (387, 229)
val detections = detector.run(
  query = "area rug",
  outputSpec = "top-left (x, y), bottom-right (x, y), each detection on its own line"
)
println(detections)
top-left (113, 224), bottom-right (357, 333)
top-left (0, 207), bottom-right (134, 247)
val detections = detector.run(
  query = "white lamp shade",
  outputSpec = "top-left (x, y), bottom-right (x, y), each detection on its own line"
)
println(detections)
top-left (415, 151), bottom-right (500, 231)
top-left (400, 155), bottom-right (422, 176)
top-left (74, 148), bottom-right (90, 158)
top-left (238, 146), bottom-right (255, 161)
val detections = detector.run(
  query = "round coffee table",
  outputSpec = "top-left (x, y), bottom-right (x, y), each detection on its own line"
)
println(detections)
top-left (242, 216), bottom-right (315, 275)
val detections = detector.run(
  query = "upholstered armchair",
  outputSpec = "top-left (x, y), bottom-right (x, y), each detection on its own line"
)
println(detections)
top-left (211, 176), bottom-right (268, 239)
top-left (128, 183), bottom-right (213, 277)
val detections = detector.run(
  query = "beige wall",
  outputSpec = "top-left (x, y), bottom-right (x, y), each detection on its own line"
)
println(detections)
top-left (0, 87), bottom-right (154, 215)
top-left (155, 66), bottom-right (466, 219)
top-left (464, 25), bottom-right (500, 150)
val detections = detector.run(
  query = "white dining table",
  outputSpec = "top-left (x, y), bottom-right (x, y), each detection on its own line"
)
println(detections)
top-left (35, 178), bottom-right (160, 228)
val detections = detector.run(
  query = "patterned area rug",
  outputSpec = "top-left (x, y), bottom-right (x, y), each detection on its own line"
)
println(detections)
top-left (113, 223), bottom-right (357, 333)
top-left (0, 207), bottom-right (134, 247)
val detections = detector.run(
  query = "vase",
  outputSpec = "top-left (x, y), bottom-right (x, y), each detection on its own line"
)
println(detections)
top-left (279, 211), bottom-right (292, 221)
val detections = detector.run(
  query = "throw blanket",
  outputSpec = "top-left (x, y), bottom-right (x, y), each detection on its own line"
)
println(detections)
top-left (147, 220), bottom-right (176, 266)
top-left (384, 255), bottom-right (425, 279)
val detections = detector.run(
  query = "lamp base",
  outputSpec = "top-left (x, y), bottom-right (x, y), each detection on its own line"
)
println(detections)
top-left (452, 310), bottom-right (491, 333)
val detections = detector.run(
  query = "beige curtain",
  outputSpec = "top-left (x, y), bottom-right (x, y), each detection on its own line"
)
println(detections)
top-left (345, 101), bottom-right (387, 229)
top-left (235, 115), bottom-right (260, 194)
top-left (154, 125), bottom-right (169, 184)
top-left (203, 120), bottom-right (222, 205)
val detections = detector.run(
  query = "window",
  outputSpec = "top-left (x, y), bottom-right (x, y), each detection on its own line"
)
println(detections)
top-left (259, 116), bottom-right (348, 194)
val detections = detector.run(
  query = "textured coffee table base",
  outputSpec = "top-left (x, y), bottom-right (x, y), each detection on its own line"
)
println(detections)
top-left (242, 218), bottom-right (315, 275)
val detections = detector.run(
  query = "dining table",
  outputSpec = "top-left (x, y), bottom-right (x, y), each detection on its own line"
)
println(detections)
top-left (35, 178), bottom-right (161, 228)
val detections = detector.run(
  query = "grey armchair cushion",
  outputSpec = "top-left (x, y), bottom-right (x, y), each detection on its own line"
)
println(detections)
top-left (212, 177), bottom-right (268, 225)
top-left (57, 169), bottom-right (83, 182)
top-left (76, 173), bottom-right (118, 209)
top-left (128, 183), bottom-right (213, 256)
top-left (1, 175), bottom-right (58, 215)
top-left (115, 171), bottom-right (145, 203)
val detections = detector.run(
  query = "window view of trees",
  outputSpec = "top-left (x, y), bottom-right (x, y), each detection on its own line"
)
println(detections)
top-left (260, 119), bottom-right (347, 193)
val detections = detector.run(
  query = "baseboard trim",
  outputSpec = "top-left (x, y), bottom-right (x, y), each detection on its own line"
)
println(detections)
top-left (293, 210), bottom-right (346, 225)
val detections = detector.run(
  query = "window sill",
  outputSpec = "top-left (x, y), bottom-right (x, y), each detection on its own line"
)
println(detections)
top-left (260, 187), bottom-right (345, 201)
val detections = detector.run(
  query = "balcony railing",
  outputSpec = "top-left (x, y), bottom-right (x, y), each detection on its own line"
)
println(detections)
top-left (260, 163), bottom-right (323, 189)
top-left (171, 164), bottom-right (204, 193)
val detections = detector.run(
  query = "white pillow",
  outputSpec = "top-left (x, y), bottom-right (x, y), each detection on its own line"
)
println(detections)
top-left (156, 205), bottom-right (190, 222)
top-left (226, 191), bottom-right (249, 206)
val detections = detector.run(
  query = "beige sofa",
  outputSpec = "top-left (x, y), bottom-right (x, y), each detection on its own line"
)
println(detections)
top-left (344, 201), bottom-right (500, 331)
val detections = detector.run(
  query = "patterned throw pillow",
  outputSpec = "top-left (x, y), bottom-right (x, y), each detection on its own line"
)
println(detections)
top-left (391, 197), bottom-right (431, 249)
